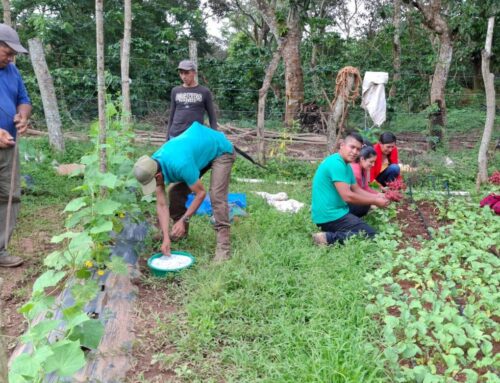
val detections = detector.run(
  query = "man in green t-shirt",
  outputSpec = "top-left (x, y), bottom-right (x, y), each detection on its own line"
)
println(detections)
top-left (133, 122), bottom-right (235, 262)
top-left (311, 132), bottom-right (390, 245)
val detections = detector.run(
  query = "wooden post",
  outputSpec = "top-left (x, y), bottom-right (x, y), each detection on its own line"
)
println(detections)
top-left (2, 0), bottom-right (11, 26)
top-left (257, 46), bottom-right (284, 163)
top-left (28, 38), bottom-right (65, 152)
top-left (96, 0), bottom-right (107, 173)
top-left (325, 67), bottom-right (360, 153)
top-left (476, 16), bottom-right (496, 189)
top-left (189, 40), bottom-right (198, 84)
top-left (389, 0), bottom-right (402, 98)
top-left (120, 0), bottom-right (132, 128)
top-left (0, 278), bottom-right (7, 383)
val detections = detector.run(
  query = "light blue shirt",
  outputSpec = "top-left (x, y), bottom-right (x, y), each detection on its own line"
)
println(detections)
top-left (152, 122), bottom-right (233, 186)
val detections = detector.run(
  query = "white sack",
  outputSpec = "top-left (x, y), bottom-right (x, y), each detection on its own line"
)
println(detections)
top-left (361, 71), bottom-right (389, 127)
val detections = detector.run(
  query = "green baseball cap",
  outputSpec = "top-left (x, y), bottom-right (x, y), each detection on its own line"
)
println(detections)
top-left (133, 155), bottom-right (158, 195)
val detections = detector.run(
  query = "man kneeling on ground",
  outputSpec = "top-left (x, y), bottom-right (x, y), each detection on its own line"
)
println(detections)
top-left (133, 122), bottom-right (236, 262)
top-left (311, 132), bottom-right (390, 246)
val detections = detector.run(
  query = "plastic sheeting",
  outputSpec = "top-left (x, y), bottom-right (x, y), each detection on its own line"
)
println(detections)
top-left (361, 71), bottom-right (389, 127)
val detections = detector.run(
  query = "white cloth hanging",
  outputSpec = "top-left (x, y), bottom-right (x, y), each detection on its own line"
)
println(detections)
top-left (361, 72), bottom-right (389, 127)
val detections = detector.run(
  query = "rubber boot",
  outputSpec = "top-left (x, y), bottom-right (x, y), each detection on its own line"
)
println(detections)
top-left (213, 227), bottom-right (231, 262)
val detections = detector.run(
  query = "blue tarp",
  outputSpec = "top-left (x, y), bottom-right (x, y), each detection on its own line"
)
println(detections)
top-left (186, 193), bottom-right (247, 215)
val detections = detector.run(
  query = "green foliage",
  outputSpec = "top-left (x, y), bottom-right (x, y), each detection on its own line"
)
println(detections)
top-left (366, 199), bottom-right (500, 381)
top-left (9, 103), bottom-right (143, 382)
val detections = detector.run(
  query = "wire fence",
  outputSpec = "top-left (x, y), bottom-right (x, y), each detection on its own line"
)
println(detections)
top-left (15, 54), bottom-right (499, 134)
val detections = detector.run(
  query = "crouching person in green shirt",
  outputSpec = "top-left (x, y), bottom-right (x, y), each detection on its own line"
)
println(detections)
top-left (311, 132), bottom-right (391, 246)
top-left (133, 122), bottom-right (236, 262)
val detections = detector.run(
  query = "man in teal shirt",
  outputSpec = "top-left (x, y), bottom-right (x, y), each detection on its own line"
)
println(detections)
top-left (133, 122), bottom-right (235, 261)
top-left (311, 132), bottom-right (390, 245)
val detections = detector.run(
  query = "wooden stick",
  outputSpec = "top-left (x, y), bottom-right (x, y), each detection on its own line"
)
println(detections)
top-left (4, 143), bottom-right (18, 252)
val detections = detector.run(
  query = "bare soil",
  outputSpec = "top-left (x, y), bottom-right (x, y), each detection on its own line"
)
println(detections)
top-left (125, 257), bottom-right (182, 382)
top-left (1, 206), bottom-right (63, 355)
top-left (395, 199), bottom-right (447, 248)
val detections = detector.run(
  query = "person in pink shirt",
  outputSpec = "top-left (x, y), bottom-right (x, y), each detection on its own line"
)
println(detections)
top-left (349, 144), bottom-right (384, 217)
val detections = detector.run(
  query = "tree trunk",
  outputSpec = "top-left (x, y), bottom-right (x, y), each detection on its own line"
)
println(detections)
top-left (2, 0), bottom-right (11, 26)
top-left (189, 40), bottom-right (198, 84)
top-left (406, 0), bottom-right (453, 150)
top-left (120, 0), bottom-right (132, 128)
top-left (0, 278), bottom-right (7, 383)
top-left (428, 32), bottom-right (452, 149)
top-left (257, 45), bottom-right (284, 163)
top-left (327, 75), bottom-right (354, 153)
top-left (283, 7), bottom-right (304, 128)
top-left (476, 17), bottom-right (495, 189)
top-left (28, 38), bottom-right (65, 152)
top-left (96, 0), bottom-right (107, 173)
top-left (251, 0), bottom-right (304, 129)
top-left (389, 0), bottom-right (402, 98)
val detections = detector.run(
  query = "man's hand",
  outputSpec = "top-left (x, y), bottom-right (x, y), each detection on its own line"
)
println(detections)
top-left (171, 220), bottom-right (186, 239)
top-left (0, 128), bottom-right (15, 148)
top-left (161, 237), bottom-right (171, 257)
top-left (374, 195), bottom-right (391, 208)
top-left (13, 113), bottom-right (29, 134)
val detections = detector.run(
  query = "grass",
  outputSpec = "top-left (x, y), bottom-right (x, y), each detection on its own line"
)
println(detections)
top-left (131, 173), bottom-right (392, 382)
top-left (11, 133), bottom-right (499, 382)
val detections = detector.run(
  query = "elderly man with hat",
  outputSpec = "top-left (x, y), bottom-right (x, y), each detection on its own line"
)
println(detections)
top-left (0, 24), bottom-right (32, 267)
top-left (165, 59), bottom-right (219, 237)
top-left (134, 121), bottom-right (235, 262)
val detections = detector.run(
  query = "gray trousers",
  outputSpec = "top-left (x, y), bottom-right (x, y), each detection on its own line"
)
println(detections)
top-left (169, 152), bottom-right (236, 230)
top-left (0, 146), bottom-right (20, 257)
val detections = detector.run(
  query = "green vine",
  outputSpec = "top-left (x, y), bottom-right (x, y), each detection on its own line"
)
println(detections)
top-left (9, 102), bottom-right (143, 382)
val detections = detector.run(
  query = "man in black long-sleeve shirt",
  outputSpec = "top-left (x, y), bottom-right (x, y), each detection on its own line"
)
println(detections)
top-left (165, 60), bottom-right (220, 240)
top-left (167, 60), bottom-right (217, 139)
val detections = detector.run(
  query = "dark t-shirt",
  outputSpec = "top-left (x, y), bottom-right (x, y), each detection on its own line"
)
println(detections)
top-left (167, 85), bottom-right (217, 138)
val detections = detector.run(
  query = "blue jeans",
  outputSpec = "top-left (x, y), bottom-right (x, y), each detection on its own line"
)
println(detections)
top-left (318, 213), bottom-right (376, 245)
top-left (376, 164), bottom-right (400, 186)
top-left (348, 204), bottom-right (370, 218)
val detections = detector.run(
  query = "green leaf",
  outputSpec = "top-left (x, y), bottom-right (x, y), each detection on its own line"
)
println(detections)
top-left (90, 220), bottom-right (113, 234)
top-left (9, 349), bottom-right (52, 381)
top-left (480, 340), bottom-right (493, 355)
top-left (383, 347), bottom-right (398, 365)
top-left (467, 347), bottom-right (479, 360)
top-left (64, 197), bottom-right (87, 212)
top-left (63, 305), bottom-right (90, 329)
top-left (410, 365), bottom-right (430, 383)
top-left (19, 294), bottom-right (56, 321)
top-left (65, 207), bottom-right (92, 228)
top-left (96, 172), bottom-right (118, 189)
top-left (68, 319), bottom-right (104, 349)
top-left (32, 270), bottom-right (66, 293)
top-left (21, 319), bottom-right (61, 344)
top-left (94, 199), bottom-right (121, 215)
top-left (44, 340), bottom-right (86, 376)
top-left (402, 343), bottom-right (421, 358)
top-left (106, 256), bottom-right (128, 275)
top-left (71, 280), bottom-right (99, 304)
top-left (442, 354), bottom-right (457, 369)
top-left (76, 268), bottom-right (92, 279)
top-left (51, 231), bottom-right (79, 243)
top-left (462, 369), bottom-right (478, 383)
top-left (44, 250), bottom-right (69, 270)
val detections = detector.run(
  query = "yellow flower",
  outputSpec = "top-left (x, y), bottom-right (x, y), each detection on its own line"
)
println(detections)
top-left (85, 260), bottom-right (93, 268)
top-left (97, 270), bottom-right (105, 276)
top-left (118, 212), bottom-right (125, 218)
